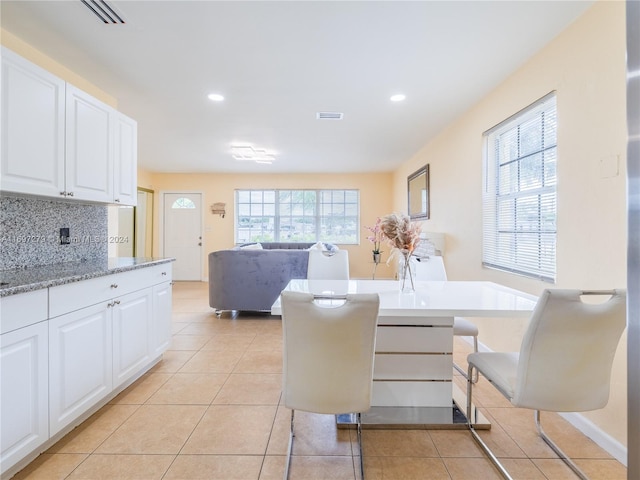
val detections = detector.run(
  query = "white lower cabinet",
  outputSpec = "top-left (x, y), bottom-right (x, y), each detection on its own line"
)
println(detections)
top-left (152, 282), bottom-right (172, 355)
top-left (0, 321), bottom-right (49, 476)
top-left (1, 263), bottom-right (172, 476)
top-left (112, 288), bottom-right (153, 389)
top-left (48, 303), bottom-right (113, 436)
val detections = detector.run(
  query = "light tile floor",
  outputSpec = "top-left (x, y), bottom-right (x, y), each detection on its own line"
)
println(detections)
top-left (13, 281), bottom-right (627, 480)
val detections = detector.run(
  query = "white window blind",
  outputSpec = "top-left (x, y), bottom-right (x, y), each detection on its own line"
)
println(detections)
top-left (482, 93), bottom-right (557, 282)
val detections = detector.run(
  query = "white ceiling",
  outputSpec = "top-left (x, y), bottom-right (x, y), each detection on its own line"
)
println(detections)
top-left (1, 0), bottom-right (593, 174)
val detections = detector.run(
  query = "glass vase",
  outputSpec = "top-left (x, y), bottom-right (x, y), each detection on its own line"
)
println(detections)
top-left (398, 250), bottom-right (416, 293)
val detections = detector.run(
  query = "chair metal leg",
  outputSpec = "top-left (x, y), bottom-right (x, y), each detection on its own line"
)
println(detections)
top-left (454, 335), bottom-right (479, 383)
top-left (356, 412), bottom-right (365, 479)
top-left (466, 364), bottom-right (514, 480)
top-left (535, 410), bottom-right (589, 480)
top-left (284, 410), bottom-right (295, 480)
top-left (285, 410), bottom-right (366, 480)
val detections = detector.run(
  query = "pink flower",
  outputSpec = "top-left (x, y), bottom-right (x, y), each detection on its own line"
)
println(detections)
top-left (364, 218), bottom-right (383, 254)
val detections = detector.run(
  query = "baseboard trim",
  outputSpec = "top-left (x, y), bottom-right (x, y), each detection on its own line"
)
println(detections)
top-left (559, 411), bottom-right (627, 466)
top-left (466, 336), bottom-right (628, 466)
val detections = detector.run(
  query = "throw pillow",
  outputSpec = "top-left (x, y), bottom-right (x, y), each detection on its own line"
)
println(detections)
top-left (240, 242), bottom-right (263, 250)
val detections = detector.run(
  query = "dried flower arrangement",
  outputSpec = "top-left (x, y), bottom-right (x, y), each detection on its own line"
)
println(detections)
top-left (379, 212), bottom-right (422, 291)
top-left (379, 212), bottom-right (422, 253)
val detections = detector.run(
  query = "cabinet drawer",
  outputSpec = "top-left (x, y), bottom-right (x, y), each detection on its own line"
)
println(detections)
top-left (148, 263), bottom-right (172, 284)
top-left (49, 267), bottom-right (162, 317)
top-left (0, 289), bottom-right (48, 334)
top-left (376, 326), bottom-right (452, 353)
top-left (373, 354), bottom-right (452, 380)
top-left (50, 275), bottom-right (122, 317)
top-left (372, 381), bottom-right (452, 408)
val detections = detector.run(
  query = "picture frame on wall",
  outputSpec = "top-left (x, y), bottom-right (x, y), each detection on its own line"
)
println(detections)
top-left (407, 164), bottom-right (429, 220)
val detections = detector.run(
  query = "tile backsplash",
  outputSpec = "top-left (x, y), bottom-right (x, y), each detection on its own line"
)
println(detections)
top-left (0, 195), bottom-right (108, 270)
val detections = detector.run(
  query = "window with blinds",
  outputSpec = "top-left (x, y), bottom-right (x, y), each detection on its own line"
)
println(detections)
top-left (235, 189), bottom-right (359, 244)
top-left (482, 93), bottom-right (557, 282)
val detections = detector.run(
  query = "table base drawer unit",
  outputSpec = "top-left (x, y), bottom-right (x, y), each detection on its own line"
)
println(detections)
top-left (377, 315), bottom-right (454, 327)
top-left (375, 326), bottom-right (453, 353)
top-left (374, 354), bottom-right (452, 380)
top-left (372, 380), bottom-right (453, 407)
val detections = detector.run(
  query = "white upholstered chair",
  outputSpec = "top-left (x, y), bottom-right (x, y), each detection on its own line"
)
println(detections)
top-left (466, 289), bottom-right (627, 480)
top-left (413, 256), bottom-right (479, 381)
top-left (307, 249), bottom-right (350, 280)
top-left (280, 290), bottom-right (379, 480)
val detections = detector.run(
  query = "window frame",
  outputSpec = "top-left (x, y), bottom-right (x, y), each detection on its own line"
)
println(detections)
top-left (482, 92), bottom-right (557, 283)
top-left (235, 189), bottom-right (360, 245)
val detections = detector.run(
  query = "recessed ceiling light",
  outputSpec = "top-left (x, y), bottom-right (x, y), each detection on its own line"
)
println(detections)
top-left (390, 94), bottom-right (406, 102)
top-left (316, 112), bottom-right (344, 120)
top-left (208, 93), bottom-right (225, 102)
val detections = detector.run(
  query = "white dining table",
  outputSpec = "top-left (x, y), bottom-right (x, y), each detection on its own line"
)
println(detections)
top-left (272, 279), bottom-right (538, 427)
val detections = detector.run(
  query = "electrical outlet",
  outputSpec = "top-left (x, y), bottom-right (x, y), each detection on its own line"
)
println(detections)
top-left (60, 228), bottom-right (70, 245)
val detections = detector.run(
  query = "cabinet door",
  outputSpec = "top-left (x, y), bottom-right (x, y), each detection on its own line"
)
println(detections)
top-left (65, 84), bottom-right (113, 202)
top-left (113, 112), bottom-right (137, 206)
top-left (0, 321), bottom-right (49, 476)
top-left (112, 289), bottom-right (152, 389)
top-left (1, 47), bottom-right (65, 198)
top-left (49, 303), bottom-right (112, 435)
top-left (152, 282), bottom-right (173, 356)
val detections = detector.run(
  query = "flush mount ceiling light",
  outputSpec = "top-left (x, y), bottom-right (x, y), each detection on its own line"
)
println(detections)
top-left (231, 145), bottom-right (275, 164)
top-left (208, 93), bottom-right (225, 102)
top-left (390, 94), bottom-right (406, 102)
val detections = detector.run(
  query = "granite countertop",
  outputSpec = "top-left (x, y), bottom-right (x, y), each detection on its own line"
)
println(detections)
top-left (0, 257), bottom-right (175, 297)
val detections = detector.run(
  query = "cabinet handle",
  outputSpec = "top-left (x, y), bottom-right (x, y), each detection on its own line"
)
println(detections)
top-left (107, 301), bottom-right (114, 308)
top-left (111, 284), bottom-right (118, 288)
top-left (114, 300), bottom-right (121, 305)
top-left (60, 191), bottom-right (66, 196)
top-left (161, 272), bottom-right (167, 276)
top-left (67, 191), bottom-right (74, 197)
top-left (114, 198), bottom-right (121, 203)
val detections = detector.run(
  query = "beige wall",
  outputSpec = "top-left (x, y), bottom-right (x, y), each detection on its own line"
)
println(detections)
top-left (1, 29), bottom-right (117, 107)
top-left (145, 172), bottom-right (395, 280)
top-left (137, 167), bottom-right (154, 190)
top-left (391, 1), bottom-right (628, 446)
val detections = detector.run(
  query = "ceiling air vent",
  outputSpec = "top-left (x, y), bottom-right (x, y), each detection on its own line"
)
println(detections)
top-left (81, 0), bottom-right (126, 24)
top-left (316, 112), bottom-right (344, 120)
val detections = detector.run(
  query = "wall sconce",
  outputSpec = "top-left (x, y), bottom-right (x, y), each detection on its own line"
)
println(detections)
top-left (211, 202), bottom-right (226, 218)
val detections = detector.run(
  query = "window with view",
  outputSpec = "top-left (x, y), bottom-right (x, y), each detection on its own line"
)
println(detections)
top-left (482, 93), bottom-right (557, 282)
top-left (235, 189), bottom-right (359, 244)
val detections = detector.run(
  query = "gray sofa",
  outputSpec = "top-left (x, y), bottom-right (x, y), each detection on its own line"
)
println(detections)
top-left (208, 242), bottom-right (336, 313)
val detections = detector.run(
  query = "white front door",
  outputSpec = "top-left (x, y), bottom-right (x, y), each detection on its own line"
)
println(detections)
top-left (163, 193), bottom-right (202, 281)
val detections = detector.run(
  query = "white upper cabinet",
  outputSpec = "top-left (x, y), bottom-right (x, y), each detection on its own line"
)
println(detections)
top-left (113, 112), bottom-right (138, 205)
top-left (65, 84), bottom-right (114, 203)
top-left (1, 48), bottom-right (66, 197)
top-left (1, 47), bottom-right (137, 205)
